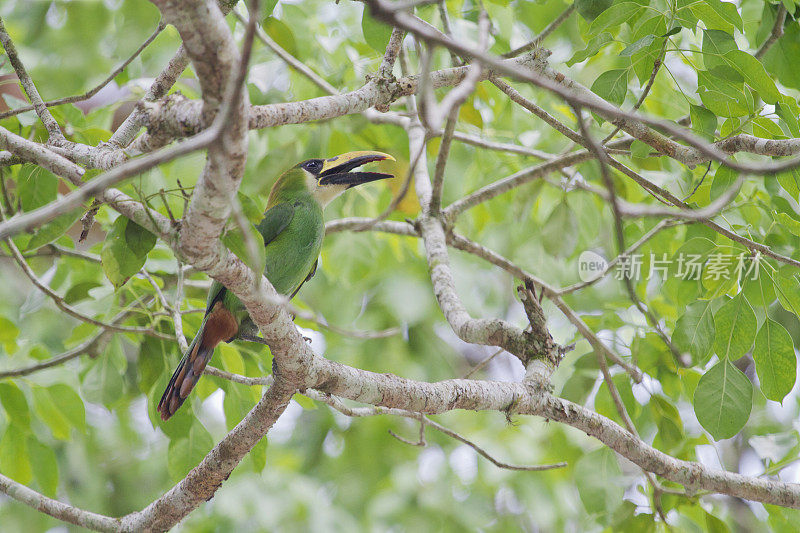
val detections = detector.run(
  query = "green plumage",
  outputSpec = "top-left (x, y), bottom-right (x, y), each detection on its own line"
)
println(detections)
top-left (206, 168), bottom-right (324, 330)
top-left (158, 151), bottom-right (393, 420)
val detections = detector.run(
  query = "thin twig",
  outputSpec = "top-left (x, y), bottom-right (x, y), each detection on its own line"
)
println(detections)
top-left (233, 8), bottom-right (338, 95)
top-left (502, 4), bottom-right (575, 57)
top-left (601, 35), bottom-right (669, 144)
top-left (575, 106), bottom-right (685, 365)
top-left (379, 27), bottom-right (406, 80)
top-left (0, 22), bottom-right (166, 120)
top-left (462, 347), bottom-right (504, 379)
top-left (0, 17), bottom-right (64, 141)
top-left (2, 235), bottom-right (170, 339)
top-left (755, 5), bottom-right (787, 60)
top-left (0, 295), bottom-right (152, 379)
top-left (558, 219), bottom-right (679, 295)
top-left (142, 270), bottom-right (189, 352)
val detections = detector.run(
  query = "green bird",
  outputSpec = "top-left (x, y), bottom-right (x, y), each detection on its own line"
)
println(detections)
top-left (158, 151), bottom-right (394, 420)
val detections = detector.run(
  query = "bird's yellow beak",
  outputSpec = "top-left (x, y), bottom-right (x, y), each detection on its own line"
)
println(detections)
top-left (318, 151), bottom-right (395, 187)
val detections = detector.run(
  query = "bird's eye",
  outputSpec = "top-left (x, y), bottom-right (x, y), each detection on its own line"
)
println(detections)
top-left (305, 160), bottom-right (321, 172)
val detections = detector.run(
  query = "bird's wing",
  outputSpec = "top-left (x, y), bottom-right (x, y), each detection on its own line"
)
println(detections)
top-left (288, 259), bottom-right (318, 300)
top-left (256, 201), bottom-right (295, 246)
top-left (204, 202), bottom-right (296, 313)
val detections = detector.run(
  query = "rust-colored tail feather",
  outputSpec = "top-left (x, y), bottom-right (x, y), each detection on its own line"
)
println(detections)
top-left (157, 302), bottom-right (239, 420)
top-left (157, 337), bottom-right (214, 420)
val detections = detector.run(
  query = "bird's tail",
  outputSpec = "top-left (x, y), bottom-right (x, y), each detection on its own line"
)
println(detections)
top-left (157, 301), bottom-right (239, 421)
top-left (157, 332), bottom-right (214, 420)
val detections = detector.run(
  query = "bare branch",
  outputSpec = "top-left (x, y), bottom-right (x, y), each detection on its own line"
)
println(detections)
top-left (0, 329), bottom-right (108, 379)
top-left (142, 270), bottom-right (189, 352)
top-left (424, 416), bottom-right (566, 471)
top-left (0, 126), bottom-right (84, 182)
top-left (0, 473), bottom-right (120, 531)
top-left (379, 27), bottom-right (406, 80)
top-left (502, 4), bottom-right (575, 57)
top-left (444, 130), bottom-right (552, 159)
top-left (136, 53), bottom-right (542, 144)
top-left (0, 17), bottom-right (65, 141)
top-left (443, 149), bottom-right (598, 219)
top-left (410, 120), bottom-right (558, 365)
top-left (755, 5), bottom-right (787, 60)
top-left (0, 127), bottom-right (210, 241)
top-left (0, 21), bottom-right (167, 121)
top-left (363, 0), bottom-right (800, 174)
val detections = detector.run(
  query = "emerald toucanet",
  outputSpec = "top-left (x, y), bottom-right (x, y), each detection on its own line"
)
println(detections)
top-left (157, 151), bottom-right (395, 420)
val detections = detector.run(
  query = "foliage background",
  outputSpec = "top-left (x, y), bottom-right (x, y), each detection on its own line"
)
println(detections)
top-left (1, 0), bottom-right (800, 530)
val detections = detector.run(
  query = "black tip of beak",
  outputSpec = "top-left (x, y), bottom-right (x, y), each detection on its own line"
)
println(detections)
top-left (318, 154), bottom-right (395, 187)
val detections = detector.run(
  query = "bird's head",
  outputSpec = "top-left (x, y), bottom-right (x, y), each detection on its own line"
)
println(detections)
top-left (271, 151), bottom-right (395, 207)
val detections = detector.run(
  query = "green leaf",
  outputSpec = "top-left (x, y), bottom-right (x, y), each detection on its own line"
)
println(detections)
top-left (697, 70), bottom-right (749, 118)
top-left (753, 319), bottom-right (797, 402)
top-left (238, 192), bottom-right (265, 224)
top-left (0, 316), bottom-right (19, 343)
top-left (575, 0), bottom-right (613, 21)
top-left (26, 208), bottom-right (83, 251)
top-left (0, 382), bottom-right (30, 428)
top-left (776, 212), bottom-right (800, 237)
top-left (362, 11), bottom-right (392, 53)
top-left (662, 26), bottom-right (682, 37)
top-left (591, 69), bottom-right (628, 106)
top-left (690, 104), bottom-right (717, 139)
top-left (32, 386), bottom-right (71, 440)
top-left (48, 384), bottom-right (86, 433)
top-left (694, 358), bottom-right (752, 440)
top-left (263, 17), bottom-right (296, 56)
top-left (619, 35), bottom-right (656, 57)
top-left (124, 219), bottom-right (156, 258)
top-left (706, 511), bottom-right (731, 533)
top-left (567, 32), bottom-right (613, 66)
top-left (710, 165), bottom-right (738, 201)
top-left (250, 435), bottom-right (268, 472)
top-left (777, 168), bottom-right (800, 201)
top-left (138, 336), bottom-right (170, 395)
top-left (167, 424), bottom-right (215, 481)
top-left (629, 139), bottom-right (651, 158)
top-left (541, 201), bottom-right (578, 258)
top-left (628, 15), bottom-right (666, 84)
top-left (293, 393), bottom-right (318, 410)
top-left (776, 101), bottom-right (800, 137)
top-left (723, 50), bottom-right (781, 104)
top-left (774, 272), bottom-right (800, 317)
top-left (575, 448), bottom-right (623, 516)
top-left (222, 223), bottom-right (267, 274)
top-left (673, 300), bottom-right (716, 364)
top-left (63, 281), bottom-right (103, 305)
top-left (692, 0), bottom-right (742, 34)
top-left (17, 166), bottom-right (58, 212)
top-left (219, 343), bottom-right (245, 375)
top-left (102, 216), bottom-right (146, 288)
top-left (588, 2), bottom-right (642, 36)
top-left (0, 425), bottom-right (32, 484)
top-left (27, 436), bottom-right (58, 497)
top-left (713, 294), bottom-right (756, 360)
top-left (262, 0), bottom-right (279, 18)
top-left (459, 100), bottom-right (484, 128)
top-left (81, 337), bottom-right (126, 406)
top-left (742, 260), bottom-right (775, 307)
top-left (702, 30), bottom-right (737, 72)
